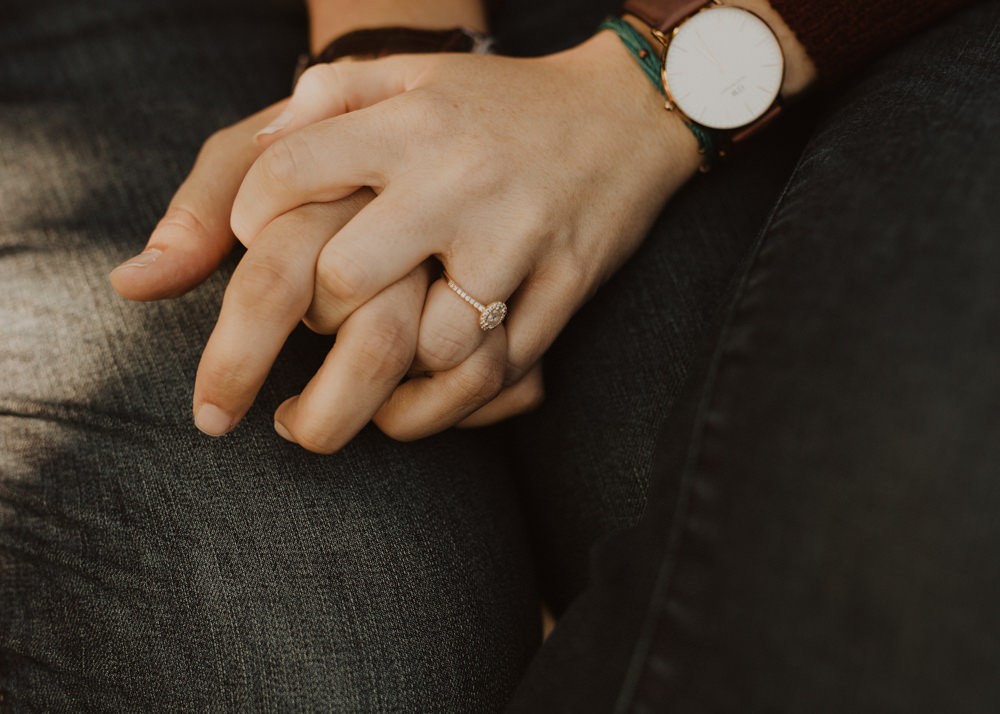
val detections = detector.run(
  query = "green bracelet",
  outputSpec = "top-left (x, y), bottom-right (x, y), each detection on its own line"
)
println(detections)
top-left (598, 17), bottom-right (664, 96)
top-left (598, 16), bottom-right (723, 169)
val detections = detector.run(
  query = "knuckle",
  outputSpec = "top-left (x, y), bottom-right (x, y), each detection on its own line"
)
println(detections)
top-left (297, 63), bottom-right (342, 99)
top-left (504, 353), bottom-right (536, 385)
top-left (295, 64), bottom-right (327, 93)
top-left (259, 135), bottom-right (305, 189)
top-left (374, 414), bottom-right (416, 443)
top-left (157, 204), bottom-right (211, 240)
top-left (317, 248), bottom-right (370, 303)
top-left (520, 202), bottom-right (555, 241)
top-left (458, 354), bottom-right (505, 404)
top-left (353, 314), bottom-right (414, 380)
top-left (229, 257), bottom-right (303, 314)
top-left (402, 88), bottom-right (444, 123)
top-left (301, 311), bottom-right (338, 336)
top-left (558, 254), bottom-right (594, 289)
top-left (303, 287), bottom-right (349, 335)
top-left (396, 89), bottom-right (455, 143)
top-left (419, 321), bottom-right (471, 368)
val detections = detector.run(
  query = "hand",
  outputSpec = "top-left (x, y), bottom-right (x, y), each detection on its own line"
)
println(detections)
top-left (228, 32), bottom-right (701, 446)
top-left (191, 192), bottom-right (548, 449)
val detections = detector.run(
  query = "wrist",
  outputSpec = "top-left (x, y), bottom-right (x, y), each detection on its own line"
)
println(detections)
top-left (719, 0), bottom-right (816, 97)
top-left (565, 32), bottom-right (702, 186)
top-left (307, 0), bottom-right (488, 55)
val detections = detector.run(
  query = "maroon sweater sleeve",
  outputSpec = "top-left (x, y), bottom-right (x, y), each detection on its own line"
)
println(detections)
top-left (769, 0), bottom-right (979, 83)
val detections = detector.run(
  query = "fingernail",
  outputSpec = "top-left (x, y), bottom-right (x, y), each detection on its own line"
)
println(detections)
top-left (112, 248), bottom-right (162, 272)
top-left (274, 420), bottom-right (295, 443)
top-left (254, 111), bottom-right (293, 141)
top-left (195, 404), bottom-right (233, 437)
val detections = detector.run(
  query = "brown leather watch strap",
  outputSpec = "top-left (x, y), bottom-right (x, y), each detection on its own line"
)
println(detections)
top-left (294, 26), bottom-right (492, 88)
top-left (622, 0), bottom-right (710, 33)
top-left (313, 27), bottom-right (488, 63)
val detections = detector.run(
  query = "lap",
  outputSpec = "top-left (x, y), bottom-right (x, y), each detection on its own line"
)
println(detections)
top-left (0, 1), bottom-right (538, 710)
top-left (510, 1), bottom-right (1000, 710)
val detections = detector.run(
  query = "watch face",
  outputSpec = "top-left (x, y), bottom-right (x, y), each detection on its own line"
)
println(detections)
top-left (664, 6), bottom-right (784, 130)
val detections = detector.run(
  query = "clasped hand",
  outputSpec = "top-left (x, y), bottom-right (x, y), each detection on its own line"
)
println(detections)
top-left (111, 33), bottom-right (700, 453)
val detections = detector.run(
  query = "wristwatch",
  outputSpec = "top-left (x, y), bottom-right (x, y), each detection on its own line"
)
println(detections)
top-left (622, 0), bottom-right (785, 164)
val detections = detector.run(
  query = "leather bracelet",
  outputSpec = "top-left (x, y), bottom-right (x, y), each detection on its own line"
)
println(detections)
top-left (294, 26), bottom-right (493, 86)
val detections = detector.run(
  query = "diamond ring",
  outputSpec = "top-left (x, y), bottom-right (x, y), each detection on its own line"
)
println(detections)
top-left (444, 272), bottom-right (508, 332)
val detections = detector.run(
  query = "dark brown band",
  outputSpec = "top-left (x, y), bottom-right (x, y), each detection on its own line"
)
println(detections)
top-left (313, 27), bottom-right (489, 64)
top-left (622, 0), bottom-right (710, 33)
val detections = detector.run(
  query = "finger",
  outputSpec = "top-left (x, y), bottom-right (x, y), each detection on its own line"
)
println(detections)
top-left (193, 195), bottom-right (371, 437)
top-left (111, 100), bottom-right (288, 301)
top-left (413, 267), bottom-right (523, 373)
top-left (458, 362), bottom-right (545, 428)
top-left (253, 57), bottom-right (428, 145)
top-left (304, 188), bottom-right (445, 334)
top-left (499, 266), bottom-right (585, 383)
top-left (273, 265), bottom-right (433, 454)
top-left (374, 330), bottom-right (507, 442)
top-left (232, 91), bottom-right (425, 244)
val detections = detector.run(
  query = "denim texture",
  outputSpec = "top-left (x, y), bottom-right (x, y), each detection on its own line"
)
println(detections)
top-left (508, 2), bottom-right (1000, 712)
top-left (495, 0), bottom-right (818, 614)
top-left (2, 0), bottom-right (998, 711)
top-left (0, 1), bottom-right (543, 710)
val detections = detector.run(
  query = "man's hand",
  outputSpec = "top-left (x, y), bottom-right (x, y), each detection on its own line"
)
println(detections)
top-left (188, 190), bottom-right (547, 449)
top-left (109, 103), bottom-right (288, 301)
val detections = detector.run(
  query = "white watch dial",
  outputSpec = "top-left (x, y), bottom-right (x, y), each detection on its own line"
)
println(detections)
top-left (664, 6), bottom-right (784, 130)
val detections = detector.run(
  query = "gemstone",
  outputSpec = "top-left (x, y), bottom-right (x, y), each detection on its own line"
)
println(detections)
top-left (480, 302), bottom-right (508, 331)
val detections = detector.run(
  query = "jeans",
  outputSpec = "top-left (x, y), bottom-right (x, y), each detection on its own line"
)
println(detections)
top-left (1, 0), bottom-right (998, 711)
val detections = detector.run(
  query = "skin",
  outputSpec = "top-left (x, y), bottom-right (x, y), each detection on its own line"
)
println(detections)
top-left (110, 0), bottom-right (815, 454)
top-left (307, 0), bottom-right (489, 53)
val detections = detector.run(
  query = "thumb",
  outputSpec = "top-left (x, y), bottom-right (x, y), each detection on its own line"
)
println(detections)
top-left (110, 101), bottom-right (287, 301)
top-left (253, 56), bottom-right (427, 147)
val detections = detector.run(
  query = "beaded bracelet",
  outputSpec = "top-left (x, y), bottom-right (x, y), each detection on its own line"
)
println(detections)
top-left (598, 16), bottom-right (723, 168)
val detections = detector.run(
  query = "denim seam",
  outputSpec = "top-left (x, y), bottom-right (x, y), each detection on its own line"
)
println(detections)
top-left (613, 153), bottom-right (812, 713)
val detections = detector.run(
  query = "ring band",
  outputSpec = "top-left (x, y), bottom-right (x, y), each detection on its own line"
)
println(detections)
top-left (444, 272), bottom-right (508, 332)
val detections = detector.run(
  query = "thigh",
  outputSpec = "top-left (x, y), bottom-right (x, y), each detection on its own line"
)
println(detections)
top-left (496, 10), bottom-right (818, 611)
top-left (0, 2), bottom-right (537, 711)
top-left (510, 1), bottom-right (1000, 711)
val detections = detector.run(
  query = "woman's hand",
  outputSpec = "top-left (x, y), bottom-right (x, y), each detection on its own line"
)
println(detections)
top-left (226, 32), bottom-right (702, 448)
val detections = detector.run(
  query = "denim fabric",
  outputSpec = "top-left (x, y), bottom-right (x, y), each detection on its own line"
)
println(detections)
top-left (495, 0), bottom-right (818, 614)
top-left (508, 2), bottom-right (1000, 712)
top-left (0, 1), bottom-right (543, 710)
